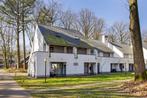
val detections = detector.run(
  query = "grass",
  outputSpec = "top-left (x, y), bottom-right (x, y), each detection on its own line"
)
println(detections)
top-left (14, 72), bottom-right (135, 98)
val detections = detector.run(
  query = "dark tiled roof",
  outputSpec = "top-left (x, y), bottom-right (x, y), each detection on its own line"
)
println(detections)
top-left (38, 25), bottom-right (92, 48)
top-left (53, 27), bottom-right (84, 38)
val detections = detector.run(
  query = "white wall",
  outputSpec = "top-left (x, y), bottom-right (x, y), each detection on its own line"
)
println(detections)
top-left (32, 25), bottom-right (48, 52)
top-left (143, 48), bottom-right (147, 68)
top-left (28, 24), bottom-right (49, 77)
top-left (28, 51), bottom-right (50, 77)
top-left (28, 27), bottom-right (136, 78)
top-left (50, 53), bottom-right (96, 75)
top-left (143, 48), bottom-right (147, 60)
top-left (98, 57), bottom-right (133, 72)
top-left (28, 50), bottom-right (134, 77)
top-left (107, 43), bottom-right (123, 58)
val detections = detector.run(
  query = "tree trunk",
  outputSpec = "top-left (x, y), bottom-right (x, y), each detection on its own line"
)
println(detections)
top-left (16, 27), bottom-right (20, 69)
top-left (3, 48), bottom-right (8, 69)
top-left (16, 2), bottom-right (20, 69)
top-left (22, 19), bottom-right (26, 70)
top-left (129, 0), bottom-right (147, 81)
top-left (22, 2), bottom-right (26, 70)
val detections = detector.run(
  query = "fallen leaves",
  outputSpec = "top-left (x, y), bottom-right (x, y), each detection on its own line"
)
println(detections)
top-left (121, 81), bottom-right (147, 97)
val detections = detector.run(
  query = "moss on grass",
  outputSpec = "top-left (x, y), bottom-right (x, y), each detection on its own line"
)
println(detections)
top-left (47, 35), bottom-right (69, 46)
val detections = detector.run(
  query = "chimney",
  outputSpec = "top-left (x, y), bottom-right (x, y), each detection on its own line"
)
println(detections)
top-left (100, 35), bottom-right (108, 44)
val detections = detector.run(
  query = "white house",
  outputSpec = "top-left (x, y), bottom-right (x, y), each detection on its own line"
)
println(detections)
top-left (143, 42), bottom-right (147, 68)
top-left (101, 36), bottom-right (147, 72)
top-left (28, 24), bottom-right (146, 78)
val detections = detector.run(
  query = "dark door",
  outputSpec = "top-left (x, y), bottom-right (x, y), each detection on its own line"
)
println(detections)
top-left (97, 63), bottom-right (100, 74)
top-left (84, 63), bottom-right (88, 75)
top-left (119, 63), bottom-right (124, 72)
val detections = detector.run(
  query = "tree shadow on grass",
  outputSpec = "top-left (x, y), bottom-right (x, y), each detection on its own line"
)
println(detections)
top-left (31, 87), bottom-right (139, 98)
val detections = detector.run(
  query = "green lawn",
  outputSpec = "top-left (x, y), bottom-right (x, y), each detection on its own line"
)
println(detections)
top-left (14, 72), bottom-right (136, 98)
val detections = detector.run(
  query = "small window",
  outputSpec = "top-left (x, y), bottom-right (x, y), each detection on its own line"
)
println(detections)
top-left (50, 46), bottom-right (54, 52)
top-left (77, 48), bottom-right (87, 54)
top-left (67, 47), bottom-right (73, 53)
top-left (90, 49), bottom-right (94, 55)
top-left (124, 54), bottom-right (129, 58)
top-left (103, 52), bottom-right (110, 57)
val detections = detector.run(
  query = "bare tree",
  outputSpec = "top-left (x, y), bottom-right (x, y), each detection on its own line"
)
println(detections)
top-left (92, 17), bottom-right (105, 40)
top-left (0, 0), bottom-right (22, 69)
top-left (142, 31), bottom-right (147, 42)
top-left (21, 0), bottom-right (36, 69)
top-left (108, 22), bottom-right (130, 44)
top-left (0, 0), bottom-right (35, 69)
top-left (36, 0), bottom-right (61, 26)
top-left (60, 10), bottom-right (77, 30)
top-left (78, 8), bottom-right (95, 39)
top-left (129, 0), bottom-right (147, 81)
top-left (0, 17), bottom-right (14, 68)
top-left (33, 0), bottom-right (44, 23)
top-left (107, 32), bottom-right (117, 43)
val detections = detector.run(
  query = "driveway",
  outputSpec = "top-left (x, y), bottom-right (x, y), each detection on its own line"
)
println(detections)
top-left (0, 69), bottom-right (32, 98)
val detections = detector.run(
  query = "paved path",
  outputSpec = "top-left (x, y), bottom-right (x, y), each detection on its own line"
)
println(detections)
top-left (0, 69), bottom-right (32, 98)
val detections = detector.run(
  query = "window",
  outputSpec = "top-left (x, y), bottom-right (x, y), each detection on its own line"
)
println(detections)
top-left (103, 52), bottom-right (110, 57)
top-left (98, 51), bottom-right (103, 57)
top-left (124, 54), bottom-right (132, 58)
top-left (124, 54), bottom-right (129, 58)
top-left (77, 48), bottom-right (87, 54)
top-left (90, 49), bottom-right (94, 55)
top-left (67, 47), bottom-right (73, 53)
top-left (110, 53), bottom-right (113, 57)
top-left (50, 46), bottom-right (54, 52)
top-left (50, 45), bottom-right (64, 53)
